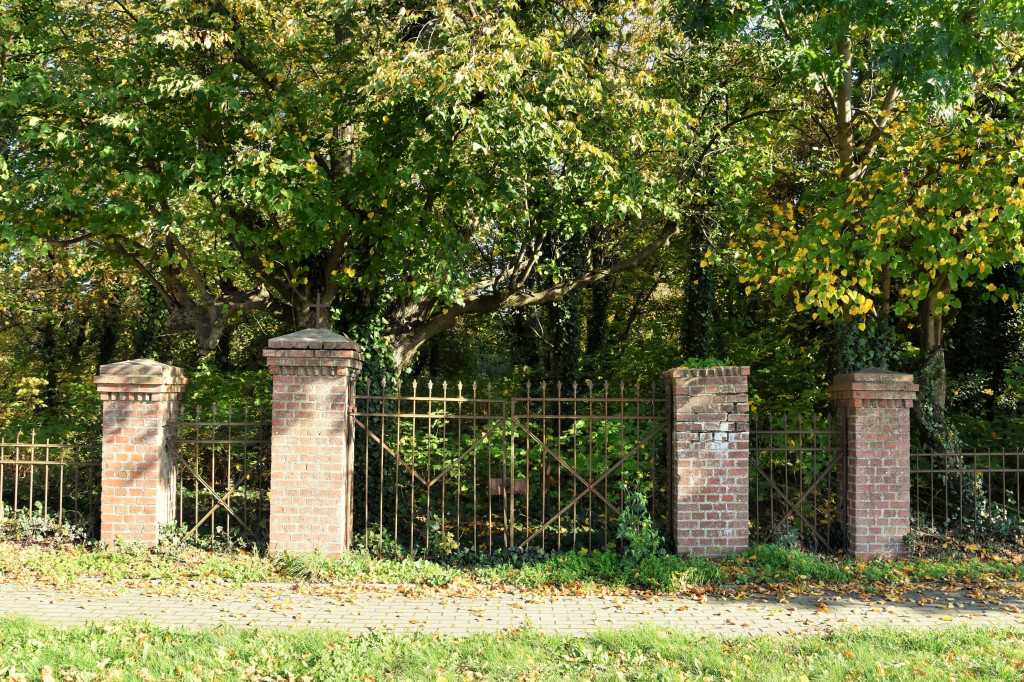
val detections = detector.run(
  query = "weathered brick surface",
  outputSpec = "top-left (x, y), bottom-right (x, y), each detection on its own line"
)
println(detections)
top-left (94, 359), bottom-right (187, 545)
top-left (663, 366), bottom-right (750, 557)
top-left (264, 329), bottom-right (364, 556)
top-left (831, 368), bottom-right (919, 560)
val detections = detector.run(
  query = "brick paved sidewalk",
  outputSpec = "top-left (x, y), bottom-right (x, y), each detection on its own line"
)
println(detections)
top-left (2, 584), bottom-right (1023, 636)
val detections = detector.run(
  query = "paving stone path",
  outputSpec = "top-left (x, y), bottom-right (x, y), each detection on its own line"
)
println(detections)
top-left (1, 584), bottom-right (1023, 636)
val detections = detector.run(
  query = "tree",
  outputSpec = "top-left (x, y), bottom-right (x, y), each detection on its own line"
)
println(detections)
top-left (2, 0), bottom-right (778, 368)
top-left (694, 0), bottom-right (1024, 448)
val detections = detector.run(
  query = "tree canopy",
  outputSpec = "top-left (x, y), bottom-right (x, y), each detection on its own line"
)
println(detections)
top-left (3, 0), bottom-right (1024, 451)
top-left (2, 0), bottom-right (783, 367)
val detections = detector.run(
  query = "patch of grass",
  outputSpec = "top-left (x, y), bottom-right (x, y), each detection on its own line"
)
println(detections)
top-left (0, 541), bottom-right (278, 585)
top-left (1, 619), bottom-right (1023, 680)
top-left (3, 540), bottom-right (1022, 594)
top-left (275, 548), bottom-right (725, 591)
top-left (715, 545), bottom-right (1024, 587)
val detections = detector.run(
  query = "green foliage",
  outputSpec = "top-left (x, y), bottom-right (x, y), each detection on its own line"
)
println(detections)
top-left (616, 472), bottom-right (664, 559)
top-left (3, 0), bottom-right (765, 366)
top-left (677, 357), bottom-right (729, 369)
top-left (0, 505), bottom-right (88, 547)
top-left (180, 366), bottom-right (272, 411)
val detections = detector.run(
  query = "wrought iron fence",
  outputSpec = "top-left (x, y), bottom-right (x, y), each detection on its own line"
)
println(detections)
top-left (353, 379), bottom-right (669, 556)
top-left (910, 451), bottom-right (1024, 536)
top-left (0, 429), bottom-right (101, 535)
top-left (169, 406), bottom-right (272, 546)
top-left (749, 413), bottom-right (847, 553)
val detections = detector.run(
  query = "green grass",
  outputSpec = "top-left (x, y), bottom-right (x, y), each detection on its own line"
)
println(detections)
top-left (275, 544), bottom-right (1024, 591)
top-left (0, 619), bottom-right (1022, 680)
top-left (274, 548), bottom-right (725, 590)
top-left (0, 541), bottom-right (278, 585)
top-left (2, 540), bottom-right (1022, 593)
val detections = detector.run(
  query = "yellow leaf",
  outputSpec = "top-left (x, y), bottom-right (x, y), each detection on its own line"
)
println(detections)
top-left (967, 543), bottom-right (980, 551)
top-left (858, 322), bottom-right (866, 331)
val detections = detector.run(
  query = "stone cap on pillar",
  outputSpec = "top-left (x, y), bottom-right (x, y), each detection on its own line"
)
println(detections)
top-left (264, 328), bottom-right (364, 374)
top-left (831, 367), bottom-right (919, 405)
top-left (267, 328), bottom-right (362, 351)
top-left (664, 366), bottom-right (751, 379)
top-left (93, 359), bottom-right (187, 399)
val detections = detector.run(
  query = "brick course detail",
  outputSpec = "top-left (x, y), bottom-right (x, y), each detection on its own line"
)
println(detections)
top-left (94, 359), bottom-right (187, 545)
top-left (264, 328), bottom-right (364, 556)
top-left (831, 368), bottom-right (919, 559)
top-left (663, 366), bottom-right (750, 557)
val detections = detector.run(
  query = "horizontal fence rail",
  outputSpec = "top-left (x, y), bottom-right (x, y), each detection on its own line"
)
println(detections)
top-left (169, 406), bottom-right (272, 546)
top-left (353, 379), bottom-right (669, 557)
top-left (0, 430), bottom-right (101, 535)
top-left (749, 413), bottom-right (846, 553)
top-left (911, 451), bottom-right (1024, 536)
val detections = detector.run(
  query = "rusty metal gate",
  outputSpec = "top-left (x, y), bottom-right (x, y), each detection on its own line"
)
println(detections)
top-left (168, 406), bottom-right (271, 545)
top-left (748, 413), bottom-right (848, 553)
top-left (352, 379), bottom-right (669, 556)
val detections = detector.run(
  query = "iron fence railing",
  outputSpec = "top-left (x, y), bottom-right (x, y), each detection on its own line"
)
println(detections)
top-left (169, 406), bottom-right (272, 546)
top-left (749, 413), bottom-right (847, 553)
top-left (910, 451), bottom-right (1024, 535)
top-left (0, 429), bottom-right (101, 535)
top-left (353, 379), bottom-right (669, 556)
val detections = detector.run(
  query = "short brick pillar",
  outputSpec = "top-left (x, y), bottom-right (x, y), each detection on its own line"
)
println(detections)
top-left (663, 366), bottom-right (750, 556)
top-left (94, 359), bottom-right (187, 545)
top-left (831, 368), bottom-right (919, 559)
top-left (264, 328), bottom-right (363, 556)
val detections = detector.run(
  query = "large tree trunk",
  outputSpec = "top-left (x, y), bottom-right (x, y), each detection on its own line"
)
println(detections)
top-left (911, 289), bottom-right (960, 453)
top-left (681, 227), bottom-right (715, 359)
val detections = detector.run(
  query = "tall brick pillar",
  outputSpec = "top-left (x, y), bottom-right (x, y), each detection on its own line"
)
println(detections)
top-left (664, 366), bottom-right (750, 556)
top-left (94, 359), bottom-right (187, 545)
top-left (264, 328), bottom-right (363, 556)
top-left (831, 368), bottom-right (919, 559)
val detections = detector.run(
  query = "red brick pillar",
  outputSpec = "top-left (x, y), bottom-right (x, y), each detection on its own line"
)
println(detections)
top-left (264, 329), bottom-right (363, 556)
top-left (831, 369), bottom-right (919, 559)
top-left (94, 359), bottom-right (187, 545)
top-left (663, 366), bottom-right (750, 556)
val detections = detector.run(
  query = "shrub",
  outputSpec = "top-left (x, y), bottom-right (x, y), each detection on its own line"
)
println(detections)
top-left (0, 503), bottom-right (88, 547)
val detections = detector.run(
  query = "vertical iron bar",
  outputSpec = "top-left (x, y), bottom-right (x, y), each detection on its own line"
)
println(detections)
top-left (424, 380), bottom-right (431, 554)
top-left (58, 441), bottom-right (66, 524)
top-left (556, 381), bottom-right (563, 552)
top-left (573, 378), bottom-right (581, 548)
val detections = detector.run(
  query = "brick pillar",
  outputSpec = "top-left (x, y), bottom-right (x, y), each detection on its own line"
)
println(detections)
top-left (663, 366), bottom-right (750, 556)
top-left (831, 368), bottom-right (919, 559)
top-left (264, 328), bottom-right (363, 556)
top-left (94, 359), bottom-right (187, 545)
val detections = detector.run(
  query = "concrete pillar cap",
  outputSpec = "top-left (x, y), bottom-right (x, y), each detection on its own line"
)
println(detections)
top-left (94, 359), bottom-right (187, 387)
top-left (831, 367), bottom-right (918, 392)
top-left (267, 328), bottom-right (362, 351)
